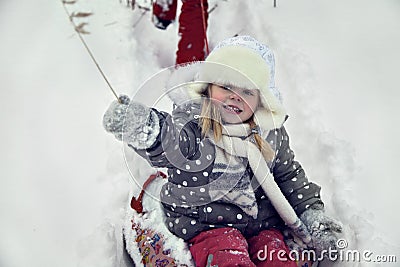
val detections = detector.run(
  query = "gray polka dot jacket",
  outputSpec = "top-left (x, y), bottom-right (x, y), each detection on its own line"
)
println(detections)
top-left (133, 102), bottom-right (323, 241)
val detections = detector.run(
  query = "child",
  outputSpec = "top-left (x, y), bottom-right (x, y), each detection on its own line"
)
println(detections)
top-left (103, 36), bottom-right (342, 266)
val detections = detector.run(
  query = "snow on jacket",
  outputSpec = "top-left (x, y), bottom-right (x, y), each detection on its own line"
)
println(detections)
top-left (133, 101), bottom-right (323, 241)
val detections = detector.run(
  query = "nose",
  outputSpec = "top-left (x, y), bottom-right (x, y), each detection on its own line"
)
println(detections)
top-left (229, 91), bottom-right (242, 102)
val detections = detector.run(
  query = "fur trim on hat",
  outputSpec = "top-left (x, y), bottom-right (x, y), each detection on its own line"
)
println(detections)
top-left (200, 46), bottom-right (270, 93)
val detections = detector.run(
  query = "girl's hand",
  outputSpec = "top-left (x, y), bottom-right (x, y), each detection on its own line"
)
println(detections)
top-left (103, 95), bottom-right (160, 149)
top-left (300, 207), bottom-right (343, 258)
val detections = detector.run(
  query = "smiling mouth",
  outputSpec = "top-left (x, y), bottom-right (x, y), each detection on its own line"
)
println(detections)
top-left (223, 104), bottom-right (243, 114)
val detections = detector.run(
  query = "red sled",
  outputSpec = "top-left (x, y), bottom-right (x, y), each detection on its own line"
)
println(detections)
top-left (123, 171), bottom-right (194, 266)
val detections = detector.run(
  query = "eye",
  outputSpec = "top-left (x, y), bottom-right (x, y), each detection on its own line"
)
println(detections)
top-left (243, 89), bottom-right (255, 96)
top-left (220, 85), bottom-right (232, 91)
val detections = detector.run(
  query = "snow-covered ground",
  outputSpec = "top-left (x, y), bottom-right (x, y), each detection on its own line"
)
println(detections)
top-left (0, 0), bottom-right (399, 266)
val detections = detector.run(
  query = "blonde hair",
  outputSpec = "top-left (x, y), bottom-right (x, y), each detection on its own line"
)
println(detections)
top-left (248, 119), bottom-right (275, 162)
top-left (199, 85), bottom-right (275, 162)
top-left (199, 87), bottom-right (223, 141)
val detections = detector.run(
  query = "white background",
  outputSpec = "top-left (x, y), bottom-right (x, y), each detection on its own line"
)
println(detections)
top-left (1, 0), bottom-right (399, 266)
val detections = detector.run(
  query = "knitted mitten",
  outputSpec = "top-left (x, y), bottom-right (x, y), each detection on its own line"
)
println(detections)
top-left (300, 206), bottom-right (343, 257)
top-left (103, 95), bottom-right (160, 149)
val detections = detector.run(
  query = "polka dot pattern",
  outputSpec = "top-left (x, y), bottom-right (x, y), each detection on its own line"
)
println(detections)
top-left (153, 121), bottom-right (323, 241)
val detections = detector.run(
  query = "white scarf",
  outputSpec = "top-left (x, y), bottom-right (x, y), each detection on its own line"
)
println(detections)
top-left (208, 123), bottom-right (300, 227)
top-left (209, 141), bottom-right (259, 218)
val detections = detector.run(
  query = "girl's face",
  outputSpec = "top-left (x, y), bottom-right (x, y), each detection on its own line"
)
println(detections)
top-left (209, 84), bottom-right (260, 124)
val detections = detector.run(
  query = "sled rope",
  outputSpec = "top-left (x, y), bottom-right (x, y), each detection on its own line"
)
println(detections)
top-left (200, 0), bottom-right (210, 55)
top-left (61, 0), bottom-right (120, 102)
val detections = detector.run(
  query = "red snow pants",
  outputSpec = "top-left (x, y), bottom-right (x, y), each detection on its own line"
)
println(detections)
top-left (189, 227), bottom-right (298, 267)
top-left (152, 0), bottom-right (209, 64)
top-left (152, 0), bottom-right (178, 29)
top-left (176, 0), bottom-right (209, 64)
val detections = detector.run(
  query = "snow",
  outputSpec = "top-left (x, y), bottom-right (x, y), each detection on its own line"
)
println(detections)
top-left (0, 0), bottom-right (399, 266)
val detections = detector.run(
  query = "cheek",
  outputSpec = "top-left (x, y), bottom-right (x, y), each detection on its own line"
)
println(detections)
top-left (244, 98), bottom-right (259, 112)
top-left (210, 93), bottom-right (225, 104)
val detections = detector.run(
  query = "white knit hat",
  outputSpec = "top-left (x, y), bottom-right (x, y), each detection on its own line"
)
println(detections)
top-left (167, 36), bottom-right (287, 132)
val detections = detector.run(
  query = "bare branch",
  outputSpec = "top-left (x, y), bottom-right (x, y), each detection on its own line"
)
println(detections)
top-left (75, 22), bottom-right (90, 34)
top-left (62, 0), bottom-right (77, 4)
top-left (209, 3), bottom-right (218, 14)
top-left (71, 11), bottom-right (93, 18)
